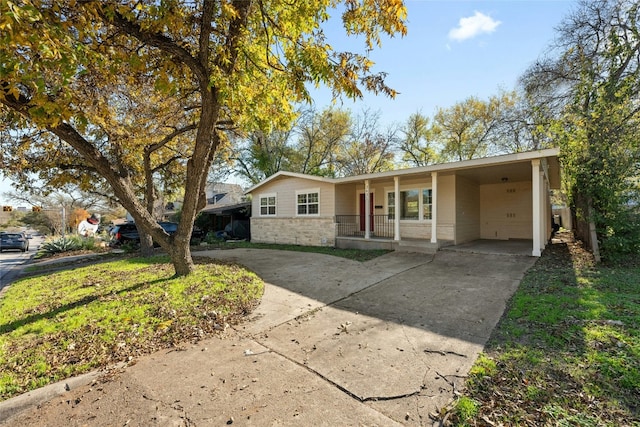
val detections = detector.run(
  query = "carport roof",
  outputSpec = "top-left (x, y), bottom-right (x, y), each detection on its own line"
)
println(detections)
top-left (335, 148), bottom-right (561, 188)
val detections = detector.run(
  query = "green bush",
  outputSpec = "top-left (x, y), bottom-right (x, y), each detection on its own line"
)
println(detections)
top-left (600, 209), bottom-right (640, 263)
top-left (38, 236), bottom-right (84, 256)
top-left (80, 237), bottom-right (97, 250)
top-left (205, 231), bottom-right (224, 244)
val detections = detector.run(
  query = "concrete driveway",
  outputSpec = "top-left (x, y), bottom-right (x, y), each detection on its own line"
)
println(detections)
top-left (1, 249), bottom-right (535, 426)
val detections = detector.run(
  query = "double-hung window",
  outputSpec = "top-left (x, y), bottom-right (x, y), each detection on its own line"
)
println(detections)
top-left (259, 194), bottom-right (277, 216)
top-left (296, 189), bottom-right (319, 216)
top-left (387, 187), bottom-right (432, 221)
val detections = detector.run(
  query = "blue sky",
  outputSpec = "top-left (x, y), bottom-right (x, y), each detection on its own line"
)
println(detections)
top-left (0, 0), bottom-right (577, 205)
top-left (312, 0), bottom-right (576, 124)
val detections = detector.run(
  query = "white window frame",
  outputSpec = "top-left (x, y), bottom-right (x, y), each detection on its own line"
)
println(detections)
top-left (259, 193), bottom-right (277, 216)
top-left (296, 188), bottom-right (320, 217)
top-left (422, 188), bottom-right (433, 220)
top-left (387, 191), bottom-right (395, 220)
top-left (386, 186), bottom-right (433, 222)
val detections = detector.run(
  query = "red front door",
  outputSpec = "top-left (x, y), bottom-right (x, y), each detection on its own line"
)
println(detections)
top-left (359, 193), bottom-right (374, 232)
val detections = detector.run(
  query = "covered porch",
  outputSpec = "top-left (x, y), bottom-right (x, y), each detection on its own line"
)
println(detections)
top-left (333, 149), bottom-right (560, 257)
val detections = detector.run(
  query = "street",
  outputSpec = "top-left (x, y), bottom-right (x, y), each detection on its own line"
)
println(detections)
top-left (0, 234), bottom-right (44, 291)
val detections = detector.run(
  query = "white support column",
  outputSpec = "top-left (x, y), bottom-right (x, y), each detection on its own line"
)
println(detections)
top-left (541, 158), bottom-right (551, 249)
top-left (431, 172), bottom-right (438, 244)
top-left (394, 176), bottom-right (400, 241)
top-left (540, 170), bottom-right (547, 251)
top-left (364, 180), bottom-right (371, 240)
top-left (531, 159), bottom-right (542, 256)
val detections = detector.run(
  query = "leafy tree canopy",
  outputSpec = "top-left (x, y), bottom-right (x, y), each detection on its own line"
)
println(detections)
top-left (523, 0), bottom-right (640, 260)
top-left (0, 0), bottom-right (407, 274)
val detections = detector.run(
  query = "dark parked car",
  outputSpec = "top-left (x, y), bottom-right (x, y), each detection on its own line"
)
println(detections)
top-left (0, 232), bottom-right (29, 252)
top-left (109, 222), bottom-right (204, 247)
top-left (109, 222), bottom-right (140, 247)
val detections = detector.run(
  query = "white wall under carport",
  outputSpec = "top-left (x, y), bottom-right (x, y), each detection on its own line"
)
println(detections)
top-left (479, 180), bottom-right (533, 240)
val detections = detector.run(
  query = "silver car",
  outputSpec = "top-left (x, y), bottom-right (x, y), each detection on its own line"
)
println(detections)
top-left (0, 232), bottom-right (29, 252)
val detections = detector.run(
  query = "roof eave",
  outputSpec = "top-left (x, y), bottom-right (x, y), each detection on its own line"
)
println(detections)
top-left (245, 171), bottom-right (337, 194)
top-left (335, 148), bottom-right (560, 184)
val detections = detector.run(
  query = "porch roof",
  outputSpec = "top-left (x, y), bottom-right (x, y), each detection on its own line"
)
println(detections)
top-left (334, 148), bottom-right (561, 188)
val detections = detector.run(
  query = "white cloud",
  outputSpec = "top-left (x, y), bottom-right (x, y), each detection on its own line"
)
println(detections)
top-left (448, 11), bottom-right (501, 42)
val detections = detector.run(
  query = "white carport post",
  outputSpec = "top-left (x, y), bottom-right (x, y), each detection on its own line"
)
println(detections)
top-left (364, 179), bottom-right (371, 240)
top-left (540, 168), bottom-right (548, 252)
top-left (540, 158), bottom-right (552, 251)
top-left (531, 159), bottom-right (542, 256)
top-left (394, 176), bottom-right (400, 241)
top-left (431, 172), bottom-right (438, 244)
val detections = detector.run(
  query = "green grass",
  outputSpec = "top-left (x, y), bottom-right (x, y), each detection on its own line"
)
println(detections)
top-left (0, 255), bottom-right (263, 401)
top-left (196, 240), bottom-right (391, 262)
top-left (450, 234), bottom-right (640, 426)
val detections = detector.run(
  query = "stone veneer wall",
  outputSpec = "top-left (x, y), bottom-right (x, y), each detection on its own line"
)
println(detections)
top-left (250, 217), bottom-right (336, 247)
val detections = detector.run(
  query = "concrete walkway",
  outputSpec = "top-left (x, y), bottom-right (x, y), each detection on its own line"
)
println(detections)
top-left (1, 249), bottom-right (536, 426)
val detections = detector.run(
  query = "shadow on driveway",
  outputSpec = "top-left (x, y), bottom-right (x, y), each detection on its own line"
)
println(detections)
top-left (1, 248), bottom-right (536, 426)
top-left (203, 248), bottom-right (536, 422)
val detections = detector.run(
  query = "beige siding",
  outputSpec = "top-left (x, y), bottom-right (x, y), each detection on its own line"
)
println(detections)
top-left (335, 183), bottom-right (357, 215)
top-left (480, 181), bottom-right (532, 239)
top-left (437, 224), bottom-right (455, 242)
top-left (369, 183), bottom-right (390, 216)
top-left (250, 177), bottom-right (337, 247)
top-left (251, 177), bottom-right (335, 218)
top-left (399, 222), bottom-right (430, 239)
top-left (251, 217), bottom-right (335, 246)
top-left (437, 175), bottom-right (456, 241)
top-left (376, 185), bottom-right (388, 215)
top-left (455, 175), bottom-right (480, 244)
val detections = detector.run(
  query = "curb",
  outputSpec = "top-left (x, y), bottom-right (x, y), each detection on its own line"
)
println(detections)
top-left (0, 370), bottom-right (102, 425)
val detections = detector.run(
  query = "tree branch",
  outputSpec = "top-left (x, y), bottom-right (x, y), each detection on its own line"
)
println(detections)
top-left (95, 4), bottom-right (209, 85)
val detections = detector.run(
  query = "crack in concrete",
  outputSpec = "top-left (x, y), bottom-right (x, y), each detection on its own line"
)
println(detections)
top-left (433, 370), bottom-right (467, 397)
top-left (231, 254), bottom-right (440, 420)
top-left (141, 394), bottom-right (195, 426)
top-left (246, 332), bottom-right (429, 406)
top-left (423, 349), bottom-right (467, 358)
top-left (400, 321), bottom-right (434, 425)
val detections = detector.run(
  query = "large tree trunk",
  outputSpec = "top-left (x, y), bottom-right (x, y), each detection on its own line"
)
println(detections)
top-left (140, 233), bottom-right (154, 258)
top-left (167, 233), bottom-right (193, 276)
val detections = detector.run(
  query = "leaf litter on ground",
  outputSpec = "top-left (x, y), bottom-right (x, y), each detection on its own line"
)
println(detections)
top-left (0, 255), bottom-right (264, 401)
top-left (445, 231), bottom-right (640, 426)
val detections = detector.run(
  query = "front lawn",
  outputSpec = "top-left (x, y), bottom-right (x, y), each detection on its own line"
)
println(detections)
top-left (196, 240), bottom-right (391, 262)
top-left (0, 255), bottom-right (263, 401)
top-left (450, 233), bottom-right (640, 426)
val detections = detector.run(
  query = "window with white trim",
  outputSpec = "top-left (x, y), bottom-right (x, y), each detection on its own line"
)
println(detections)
top-left (422, 188), bottom-right (433, 220)
top-left (259, 194), bottom-right (277, 216)
top-left (296, 189), bottom-right (319, 216)
top-left (400, 189), bottom-right (419, 220)
top-left (386, 187), bottom-right (432, 221)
